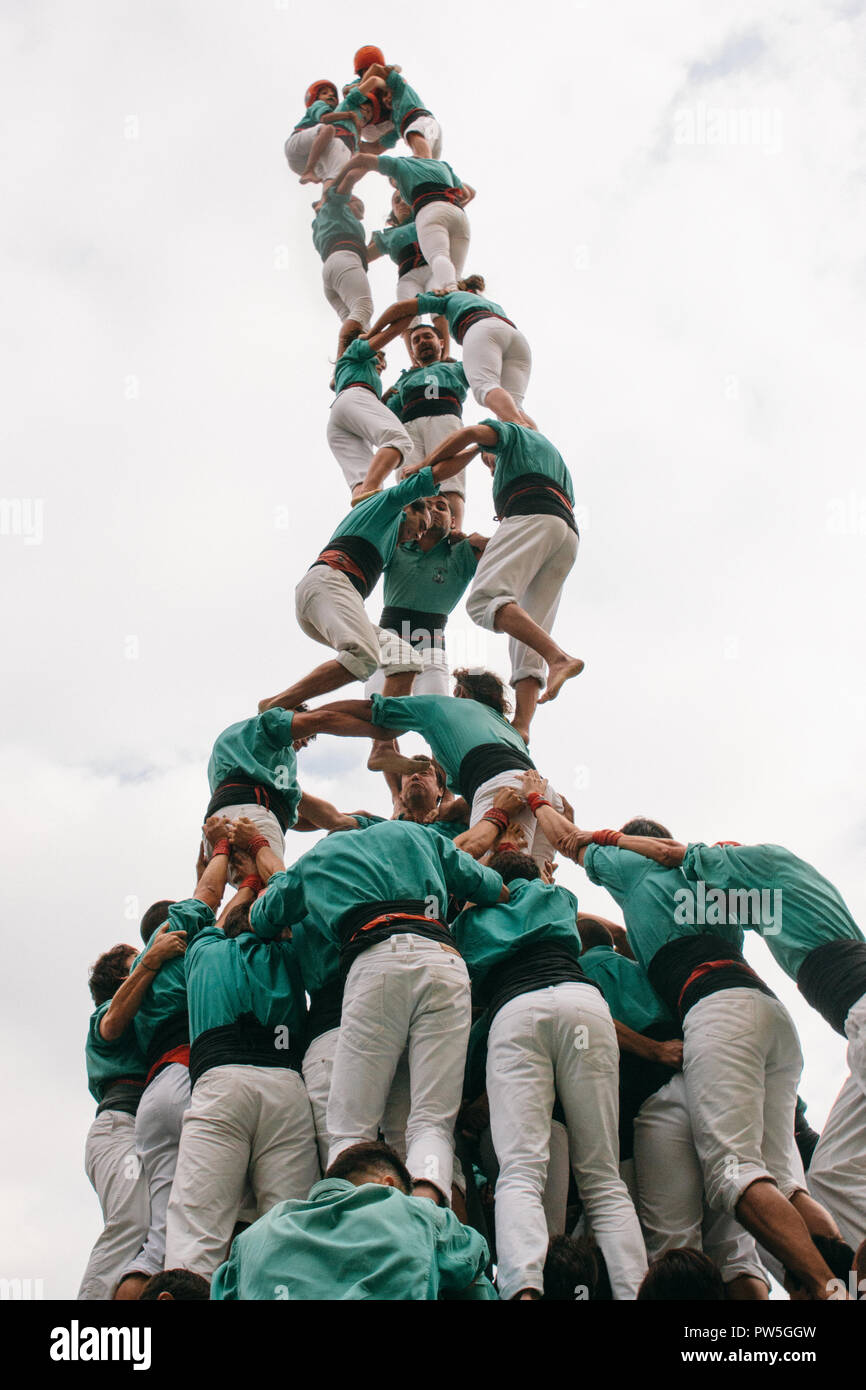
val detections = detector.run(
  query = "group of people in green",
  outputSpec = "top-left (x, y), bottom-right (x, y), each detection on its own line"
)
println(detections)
top-left (77, 45), bottom-right (866, 1303)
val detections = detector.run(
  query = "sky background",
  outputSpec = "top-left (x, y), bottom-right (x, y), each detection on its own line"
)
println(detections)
top-left (2, 0), bottom-right (865, 1297)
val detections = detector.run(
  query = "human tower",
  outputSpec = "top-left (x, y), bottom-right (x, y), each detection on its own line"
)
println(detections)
top-left (77, 46), bottom-right (866, 1303)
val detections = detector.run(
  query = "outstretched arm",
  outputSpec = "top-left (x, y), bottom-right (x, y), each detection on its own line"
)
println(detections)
top-left (99, 924), bottom-right (187, 1042)
top-left (613, 1021), bottom-right (683, 1068)
top-left (364, 298), bottom-right (420, 338)
top-left (404, 423), bottom-right (498, 481)
top-left (616, 835), bottom-right (687, 867)
top-left (295, 790), bottom-right (362, 834)
top-left (336, 152), bottom-right (380, 193)
top-left (292, 707), bottom-right (397, 742)
top-left (195, 816), bottom-right (232, 911)
top-left (520, 770), bottom-right (581, 860)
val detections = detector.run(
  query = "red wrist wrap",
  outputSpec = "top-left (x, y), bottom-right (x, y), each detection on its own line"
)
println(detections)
top-left (497, 840), bottom-right (520, 854)
top-left (526, 793), bottom-right (551, 814)
top-left (239, 875), bottom-right (263, 894)
top-left (248, 836), bottom-right (269, 855)
top-left (592, 829), bottom-right (623, 846)
top-left (482, 808), bottom-right (509, 831)
top-left (212, 839), bottom-right (230, 859)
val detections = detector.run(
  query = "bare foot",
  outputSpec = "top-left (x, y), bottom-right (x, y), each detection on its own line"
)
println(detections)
top-left (368, 750), bottom-right (432, 776)
top-left (538, 656), bottom-right (585, 705)
top-left (299, 170), bottom-right (320, 185)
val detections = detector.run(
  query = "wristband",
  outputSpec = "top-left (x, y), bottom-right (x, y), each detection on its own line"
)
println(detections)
top-left (239, 874), bottom-right (263, 895)
top-left (526, 793), bottom-right (551, 815)
top-left (592, 829), bottom-right (623, 847)
top-left (247, 836), bottom-right (269, 856)
top-left (211, 838), bottom-right (230, 859)
top-left (497, 840), bottom-right (520, 854)
top-left (481, 808), bottom-right (509, 831)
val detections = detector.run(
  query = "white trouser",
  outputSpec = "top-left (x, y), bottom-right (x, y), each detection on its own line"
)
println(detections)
top-left (366, 642), bottom-right (450, 699)
top-left (165, 1064), bottom-right (319, 1277)
top-left (633, 1072), bottom-right (770, 1286)
top-left (284, 126), bottom-right (350, 182)
top-left (397, 264), bottom-right (434, 309)
top-left (322, 250), bottom-right (373, 328)
top-left (487, 982), bottom-right (647, 1300)
top-left (470, 771), bottom-right (564, 869)
top-left (131, 1063), bottom-right (190, 1277)
top-left (682, 988), bottom-right (805, 1213)
top-left (326, 934), bottom-right (471, 1202)
top-left (467, 514), bottom-right (578, 687)
top-left (295, 566), bottom-right (423, 683)
top-left (204, 804), bottom-right (284, 884)
top-left (78, 1111), bottom-right (151, 1300)
top-left (414, 201), bottom-right (470, 293)
top-left (327, 386), bottom-right (414, 491)
top-left (405, 414), bottom-right (466, 498)
top-left (403, 114), bottom-right (442, 158)
top-left (807, 992), bottom-right (866, 1248)
top-left (462, 317), bottom-right (532, 408)
top-left (304, 1027), bottom-right (412, 1172)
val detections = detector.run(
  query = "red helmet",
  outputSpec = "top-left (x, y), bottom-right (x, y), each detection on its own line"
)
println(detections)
top-left (363, 91), bottom-right (383, 125)
top-left (354, 45), bottom-right (385, 75)
top-left (305, 79), bottom-right (336, 108)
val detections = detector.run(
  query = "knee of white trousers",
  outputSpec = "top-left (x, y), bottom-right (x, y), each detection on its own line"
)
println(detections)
top-left (706, 1161), bottom-right (776, 1214)
top-left (337, 644), bottom-right (379, 682)
top-left (381, 427), bottom-right (413, 462)
top-left (406, 1131), bottom-right (455, 1203)
top-left (510, 661), bottom-right (545, 688)
top-left (466, 587), bottom-right (515, 632)
top-left (471, 380), bottom-right (496, 408)
top-left (382, 650), bottom-right (424, 678)
top-left (348, 295), bottom-right (374, 329)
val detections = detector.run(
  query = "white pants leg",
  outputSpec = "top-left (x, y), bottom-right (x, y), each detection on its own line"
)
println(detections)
top-left (487, 983), bottom-right (647, 1300)
top-left (462, 318), bottom-right (533, 409)
top-left (542, 1119), bottom-right (570, 1236)
top-left (204, 803), bottom-right (284, 884)
top-left (466, 514), bottom-right (579, 687)
top-left (165, 1064), bottom-right (319, 1277)
top-left (470, 771), bottom-right (564, 869)
top-left (807, 997), bottom-right (866, 1249)
top-left (397, 265), bottom-right (434, 320)
top-left (285, 127), bottom-right (350, 182)
top-left (405, 414), bottom-right (466, 497)
top-left (304, 1028), bottom-right (413, 1172)
top-left (403, 114), bottom-right (443, 158)
top-left (414, 202), bottom-right (470, 293)
top-left (682, 989), bottom-right (804, 1213)
top-left (131, 1063), bottom-right (190, 1277)
top-left (364, 642), bottom-right (450, 699)
top-left (77, 1111), bottom-right (151, 1300)
top-left (326, 934), bottom-right (471, 1201)
top-left (321, 250), bottom-right (373, 328)
top-left (295, 566), bottom-right (423, 683)
top-left (326, 386), bottom-right (414, 491)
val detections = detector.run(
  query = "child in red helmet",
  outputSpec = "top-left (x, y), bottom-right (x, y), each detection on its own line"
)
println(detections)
top-left (285, 80), bottom-right (344, 186)
top-left (300, 81), bottom-right (389, 190)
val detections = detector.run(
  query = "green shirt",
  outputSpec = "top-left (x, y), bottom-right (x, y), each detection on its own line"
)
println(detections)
top-left (386, 360), bottom-right (468, 421)
top-left (377, 155), bottom-right (461, 204)
top-left (325, 466), bottom-right (438, 568)
top-left (208, 709), bottom-right (300, 825)
top-left (211, 1177), bottom-right (496, 1300)
top-left (372, 221), bottom-right (422, 264)
top-left (582, 845), bottom-right (743, 976)
top-left (251, 820), bottom-right (503, 944)
top-left (454, 880), bottom-right (581, 994)
top-left (85, 1002), bottom-right (147, 1106)
top-left (579, 945), bottom-right (672, 1033)
top-left (130, 899), bottom-right (213, 1061)
top-left (483, 420), bottom-right (575, 504)
top-left (386, 70), bottom-right (432, 133)
top-left (293, 98), bottom-right (332, 133)
top-left (290, 914), bottom-right (341, 997)
top-left (383, 535), bottom-right (477, 616)
top-left (311, 188), bottom-right (365, 262)
top-left (328, 87), bottom-right (368, 143)
top-left (334, 337), bottom-right (383, 398)
top-left (369, 694), bottom-right (534, 795)
top-left (416, 290), bottom-right (508, 335)
top-left (681, 842), bottom-right (865, 980)
top-left (183, 920), bottom-right (307, 1046)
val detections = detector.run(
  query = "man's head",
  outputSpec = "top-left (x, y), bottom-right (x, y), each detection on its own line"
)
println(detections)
top-left (140, 900), bottom-right (174, 945)
top-left (453, 668), bottom-right (512, 717)
top-left (488, 850), bottom-right (539, 885)
top-left (409, 322), bottom-right (444, 367)
top-left (138, 1269), bottom-right (211, 1301)
top-left (637, 1249), bottom-right (725, 1301)
top-left (325, 1140), bottom-right (412, 1193)
top-left (354, 44), bottom-right (385, 77)
top-left (424, 494), bottom-right (452, 538)
top-left (348, 195), bottom-right (365, 222)
top-left (784, 1235), bottom-right (854, 1300)
top-left (619, 816), bottom-right (672, 839)
top-left (399, 759), bottom-right (446, 817)
top-left (543, 1235), bottom-right (600, 1301)
top-left (222, 899), bottom-right (252, 939)
top-left (577, 917), bottom-right (614, 952)
top-left (399, 498), bottom-right (431, 543)
top-left (305, 80), bottom-right (338, 109)
top-left (391, 190), bottom-right (411, 225)
top-left (88, 944), bottom-right (137, 1006)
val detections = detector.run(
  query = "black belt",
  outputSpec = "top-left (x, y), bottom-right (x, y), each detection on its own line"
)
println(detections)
top-left (320, 236), bottom-right (368, 269)
top-left (190, 1015), bottom-right (304, 1089)
top-left (379, 606), bottom-right (449, 647)
top-left (206, 776), bottom-right (294, 833)
top-left (400, 394), bottom-right (463, 423)
top-left (454, 309), bottom-right (515, 344)
top-left (336, 898), bottom-right (456, 972)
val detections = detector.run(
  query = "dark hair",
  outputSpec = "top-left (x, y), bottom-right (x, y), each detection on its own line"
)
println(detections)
top-left (637, 1249), bottom-right (725, 1301)
top-left (409, 322), bottom-right (445, 345)
top-left (325, 1141), bottom-right (412, 1194)
top-left (406, 499), bottom-right (429, 516)
top-left (488, 850), bottom-right (540, 885)
top-left (431, 759), bottom-right (447, 792)
top-left (140, 900), bottom-right (174, 945)
top-left (785, 1235), bottom-right (855, 1293)
top-left (222, 900), bottom-right (251, 939)
top-left (578, 918), bottom-right (614, 951)
top-left (453, 668), bottom-right (512, 717)
top-left (456, 274), bottom-right (486, 294)
top-left (88, 944), bottom-right (136, 1006)
top-left (619, 817), bottom-right (672, 840)
top-left (854, 1237), bottom-right (866, 1289)
top-left (543, 1235), bottom-right (599, 1301)
top-left (138, 1269), bottom-right (211, 1301)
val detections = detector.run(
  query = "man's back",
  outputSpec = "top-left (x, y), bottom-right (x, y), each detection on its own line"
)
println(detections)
top-left (211, 1178), bottom-right (493, 1301)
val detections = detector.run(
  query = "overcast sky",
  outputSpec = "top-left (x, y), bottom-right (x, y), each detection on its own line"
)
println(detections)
top-left (3, 0), bottom-right (865, 1297)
